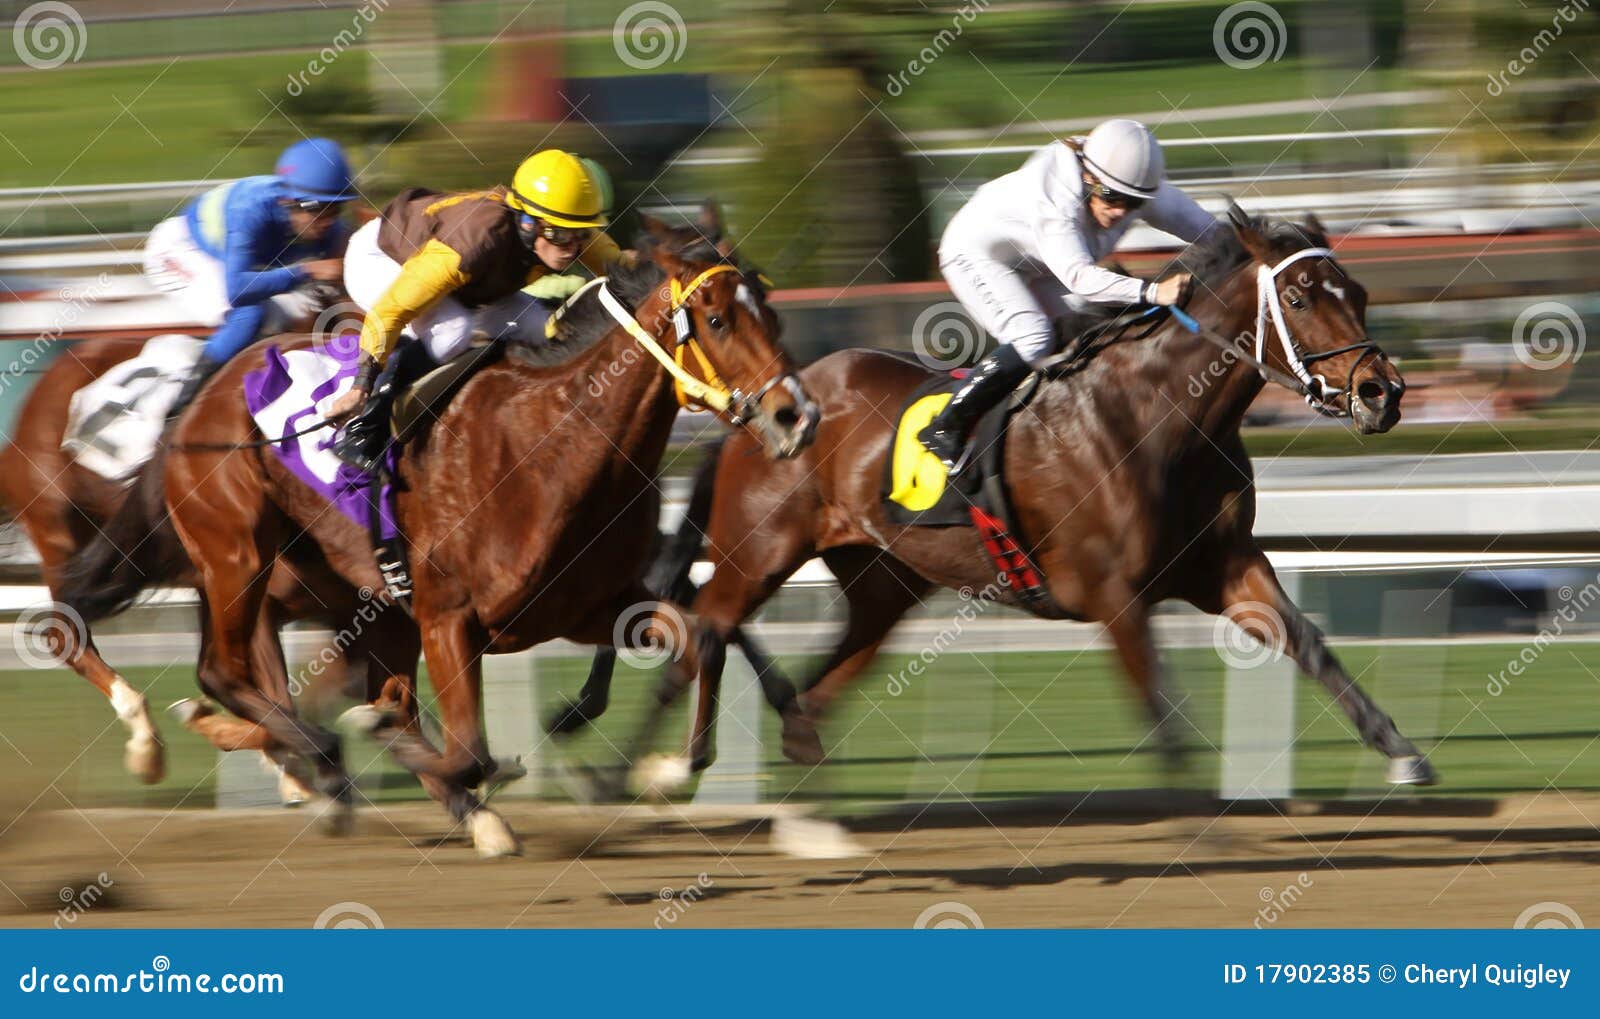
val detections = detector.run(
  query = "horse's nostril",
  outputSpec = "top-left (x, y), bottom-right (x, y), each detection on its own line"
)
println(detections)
top-left (773, 405), bottom-right (800, 430)
top-left (1357, 379), bottom-right (1386, 410)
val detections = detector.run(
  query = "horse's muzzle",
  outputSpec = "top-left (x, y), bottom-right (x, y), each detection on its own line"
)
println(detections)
top-left (752, 373), bottom-right (820, 459)
top-left (1351, 372), bottom-right (1404, 434)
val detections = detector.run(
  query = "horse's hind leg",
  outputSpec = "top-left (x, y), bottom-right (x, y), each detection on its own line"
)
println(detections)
top-left (1215, 550), bottom-right (1437, 786)
top-left (798, 547), bottom-right (931, 719)
top-left (27, 530), bottom-right (166, 783)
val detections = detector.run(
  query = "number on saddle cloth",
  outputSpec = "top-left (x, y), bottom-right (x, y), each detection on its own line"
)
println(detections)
top-left (63, 334), bottom-right (206, 481)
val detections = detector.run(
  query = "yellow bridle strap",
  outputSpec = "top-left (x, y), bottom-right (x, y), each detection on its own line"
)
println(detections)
top-left (593, 276), bottom-right (734, 413)
top-left (667, 264), bottom-right (742, 410)
top-left (669, 264), bottom-right (740, 311)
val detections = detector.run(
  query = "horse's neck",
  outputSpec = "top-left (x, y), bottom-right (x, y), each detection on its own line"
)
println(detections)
top-left (1156, 278), bottom-right (1268, 453)
top-left (568, 309), bottom-right (683, 462)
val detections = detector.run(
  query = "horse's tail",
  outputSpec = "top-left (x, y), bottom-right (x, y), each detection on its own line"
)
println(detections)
top-left (644, 437), bottom-right (725, 603)
top-left (58, 449), bottom-right (188, 623)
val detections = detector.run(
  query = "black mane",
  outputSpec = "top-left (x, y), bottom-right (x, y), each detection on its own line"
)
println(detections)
top-left (515, 231), bottom-right (742, 368)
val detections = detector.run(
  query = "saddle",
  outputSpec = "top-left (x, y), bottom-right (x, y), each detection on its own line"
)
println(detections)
top-left (881, 369), bottom-right (1064, 618)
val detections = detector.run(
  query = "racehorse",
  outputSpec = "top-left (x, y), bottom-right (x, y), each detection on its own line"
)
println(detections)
top-left (59, 212), bottom-right (819, 856)
top-left (599, 205), bottom-right (1437, 792)
top-left (0, 327), bottom-right (385, 802)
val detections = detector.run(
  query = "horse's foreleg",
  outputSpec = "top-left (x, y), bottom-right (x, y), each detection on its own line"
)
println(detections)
top-left (1099, 595), bottom-right (1187, 780)
top-left (355, 611), bottom-right (516, 857)
top-left (1220, 551), bottom-right (1437, 786)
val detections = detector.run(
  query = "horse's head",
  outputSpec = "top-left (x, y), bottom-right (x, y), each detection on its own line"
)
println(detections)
top-left (1227, 204), bottom-right (1404, 433)
top-left (638, 208), bottom-right (819, 458)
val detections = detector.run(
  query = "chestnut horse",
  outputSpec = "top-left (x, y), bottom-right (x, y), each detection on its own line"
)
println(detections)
top-left (606, 206), bottom-right (1438, 792)
top-left (0, 331), bottom-right (383, 800)
top-left (60, 215), bottom-right (818, 856)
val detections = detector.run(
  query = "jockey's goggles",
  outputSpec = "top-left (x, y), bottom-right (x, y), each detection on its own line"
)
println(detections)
top-left (534, 219), bottom-right (593, 247)
top-left (291, 198), bottom-right (345, 214)
top-left (1083, 176), bottom-right (1145, 210)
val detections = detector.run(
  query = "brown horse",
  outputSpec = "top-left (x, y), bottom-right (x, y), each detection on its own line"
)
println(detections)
top-left (0, 331), bottom-right (384, 801)
top-left (60, 214), bottom-right (818, 856)
top-left (608, 206), bottom-right (1436, 793)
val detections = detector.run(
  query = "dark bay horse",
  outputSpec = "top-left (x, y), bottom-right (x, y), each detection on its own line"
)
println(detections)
top-left (0, 331), bottom-right (379, 799)
top-left (609, 206), bottom-right (1436, 793)
top-left (60, 215), bottom-right (818, 856)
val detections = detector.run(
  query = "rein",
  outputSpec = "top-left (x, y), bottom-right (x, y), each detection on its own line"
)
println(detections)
top-left (587, 263), bottom-right (802, 426)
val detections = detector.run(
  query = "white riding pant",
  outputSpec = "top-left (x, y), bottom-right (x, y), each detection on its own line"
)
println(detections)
top-left (939, 250), bottom-right (1088, 368)
top-left (343, 218), bottom-right (550, 363)
top-left (142, 215), bottom-right (319, 332)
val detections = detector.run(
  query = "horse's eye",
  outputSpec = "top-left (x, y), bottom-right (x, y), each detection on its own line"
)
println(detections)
top-left (707, 314), bottom-right (725, 330)
top-left (1286, 294), bottom-right (1305, 311)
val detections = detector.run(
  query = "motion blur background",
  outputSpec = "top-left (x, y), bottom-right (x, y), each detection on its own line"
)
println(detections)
top-left (2, 1), bottom-right (1599, 814)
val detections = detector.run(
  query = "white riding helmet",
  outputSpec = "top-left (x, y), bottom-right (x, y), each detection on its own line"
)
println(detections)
top-left (1079, 119), bottom-right (1165, 199)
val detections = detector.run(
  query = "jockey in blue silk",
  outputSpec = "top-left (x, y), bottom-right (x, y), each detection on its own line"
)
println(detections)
top-left (146, 137), bottom-right (358, 417)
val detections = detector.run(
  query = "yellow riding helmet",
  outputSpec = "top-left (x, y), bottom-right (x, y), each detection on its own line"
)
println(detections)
top-left (507, 150), bottom-right (608, 228)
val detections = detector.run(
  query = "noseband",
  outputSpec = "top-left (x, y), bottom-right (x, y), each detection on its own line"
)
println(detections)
top-left (1253, 247), bottom-right (1383, 416)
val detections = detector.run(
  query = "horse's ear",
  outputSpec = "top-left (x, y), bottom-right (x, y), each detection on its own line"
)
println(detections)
top-left (696, 200), bottom-right (724, 243)
top-left (1303, 211), bottom-right (1329, 245)
top-left (1226, 199), bottom-right (1273, 263)
top-left (639, 213), bottom-right (673, 242)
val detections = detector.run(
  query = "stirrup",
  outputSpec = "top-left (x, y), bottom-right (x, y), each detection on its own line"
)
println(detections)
top-left (375, 536), bottom-right (412, 604)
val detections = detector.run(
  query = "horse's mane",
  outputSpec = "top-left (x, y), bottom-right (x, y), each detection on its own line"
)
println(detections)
top-left (1050, 207), bottom-right (1327, 373)
top-left (510, 233), bottom-right (734, 370)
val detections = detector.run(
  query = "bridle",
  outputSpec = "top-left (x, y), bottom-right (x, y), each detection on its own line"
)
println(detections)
top-left (1250, 246), bottom-right (1383, 416)
top-left (585, 263), bottom-right (812, 428)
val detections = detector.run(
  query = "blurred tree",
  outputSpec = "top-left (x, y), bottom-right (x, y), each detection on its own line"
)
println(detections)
top-left (730, 1), bottom-right (933, 287)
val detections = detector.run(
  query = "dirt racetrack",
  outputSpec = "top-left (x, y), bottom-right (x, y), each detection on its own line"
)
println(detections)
top-left (2, 792), bottom-right (1597, 928)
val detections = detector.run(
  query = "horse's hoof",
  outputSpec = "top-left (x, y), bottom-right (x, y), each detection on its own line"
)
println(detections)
top-left (277, 769), bottom-right (315, 807)
top-left (1387, 755), bottom-right (1438, 786)
top-left (771, 816), bottom-right (863, 860)
top-left (338, 704), bottom-right (386, 736)
top-left (469, 810), bottom-right (521, 859)
top-left (124, 736), bottom-right (166, 785)
top-left (545, 698), bottom-right (594, 737)
top-left (480, 757), bottom-right (528, 801)
top-left (780, 707), bottom-right (826, 766)
top-left (167, 698), bottom-right (211, 726)
top-left (629, 754), bottom-right (692, 800)
top-left (315, 798), bottom-right (355, 837)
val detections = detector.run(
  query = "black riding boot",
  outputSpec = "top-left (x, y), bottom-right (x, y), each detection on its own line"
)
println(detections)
top-left (331, 344), bottom-right (436, 475)
top-left (917, 344), bottom-right (1032, 472)
top-left (165, 356), bottom-right (223, 423)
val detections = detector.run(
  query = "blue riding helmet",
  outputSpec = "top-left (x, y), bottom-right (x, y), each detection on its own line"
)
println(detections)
top-left (275, 138), bottom-right (359, 203)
